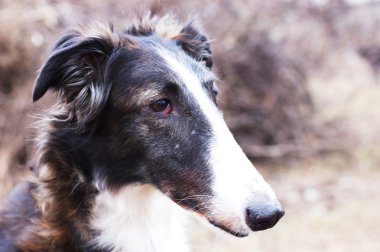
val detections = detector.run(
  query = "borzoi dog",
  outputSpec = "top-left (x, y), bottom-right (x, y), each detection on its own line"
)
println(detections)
top-left (0, 16), bottom-right (284, 252)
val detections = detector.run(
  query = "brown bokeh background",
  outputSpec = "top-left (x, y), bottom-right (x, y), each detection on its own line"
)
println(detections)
top-left (1, 0), bottom-right (379, 251)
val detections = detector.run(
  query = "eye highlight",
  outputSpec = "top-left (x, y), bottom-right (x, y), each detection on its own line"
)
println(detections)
top-left (150, 98), bottom-right (173, 115)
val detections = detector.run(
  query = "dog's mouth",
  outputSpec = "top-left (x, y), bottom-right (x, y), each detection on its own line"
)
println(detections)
top-left (172, 193), bottom-right (249, 237)
top-left (208, 220), bottom-right (248, 237)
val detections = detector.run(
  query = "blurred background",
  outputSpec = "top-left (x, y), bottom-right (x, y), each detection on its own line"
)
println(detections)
top-left (0, 0), bottom-right (379, 251)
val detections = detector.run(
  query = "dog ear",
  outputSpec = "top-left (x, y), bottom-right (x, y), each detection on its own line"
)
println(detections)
top-left (174, 23), bottom-right (212, 69)
top-left (33, 30), bottom-right (115, 102)
top-left (33, 28), bottom-right (118, 130)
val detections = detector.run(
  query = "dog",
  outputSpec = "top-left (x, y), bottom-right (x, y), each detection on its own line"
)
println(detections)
top-left (0, 15), bottom-right (284, 252)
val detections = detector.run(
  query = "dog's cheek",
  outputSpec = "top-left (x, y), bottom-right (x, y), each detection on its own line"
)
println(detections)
top-left (144, 138), bottom-right (214, 212)
top-left (149, 166), bottom-right (213, 213)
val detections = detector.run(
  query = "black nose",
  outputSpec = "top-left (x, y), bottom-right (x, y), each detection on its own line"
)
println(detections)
top-left (245, 201), bottom-right (285, 232)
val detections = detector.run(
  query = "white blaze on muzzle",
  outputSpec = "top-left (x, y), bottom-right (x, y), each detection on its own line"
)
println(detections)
top-left (159, 47), bottom-right (282, 234)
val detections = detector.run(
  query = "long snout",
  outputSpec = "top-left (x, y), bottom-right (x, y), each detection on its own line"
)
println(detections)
top-left (162, 49), bottom-right (285, 235)
top-left (208, 114), bottom-right (284, 235)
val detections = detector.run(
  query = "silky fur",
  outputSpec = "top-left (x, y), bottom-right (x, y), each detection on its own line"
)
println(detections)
top-left (0, 16), bottom-right (210, 252)
top-left (91, 185), bottom-right (189, 252)
top-left (0, 14), bottom-right (283, 252)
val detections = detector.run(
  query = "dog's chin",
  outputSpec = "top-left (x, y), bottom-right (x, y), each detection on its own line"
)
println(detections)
top-left (170, 195), bottom-right (250, 238)
top-left (208, 220), bottom-right (249, 238)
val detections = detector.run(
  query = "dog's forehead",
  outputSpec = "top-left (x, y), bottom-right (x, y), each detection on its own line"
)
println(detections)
top-left (108, 34), bottom-right (215, 107)
top-left (132, 34), bottom-right (214, 84)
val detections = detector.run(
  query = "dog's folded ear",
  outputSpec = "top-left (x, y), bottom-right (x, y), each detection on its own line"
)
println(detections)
top-left (33, 29), bottom-right (116, 102)
top-left (174, 23), bottom-right (212, 69)
top-left (33, 27), bottom-right (119, 130)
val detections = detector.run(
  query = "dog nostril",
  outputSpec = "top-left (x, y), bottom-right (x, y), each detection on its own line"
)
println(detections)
top-left (245, 203), bottom-right (285, 232)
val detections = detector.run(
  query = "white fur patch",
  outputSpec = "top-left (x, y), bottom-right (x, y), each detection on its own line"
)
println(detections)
top-left (158, 48), bottom-right (279, 234)
top-left (90, 184), bottom-right (189, 252)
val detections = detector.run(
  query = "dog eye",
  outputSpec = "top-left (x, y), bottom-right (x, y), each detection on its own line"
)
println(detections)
top-left (212, 87), bottom-right (218, 96)
top-left (205, 81), bottom-right (218, 97)
top-left (150, 98), bottom-right (173, 115)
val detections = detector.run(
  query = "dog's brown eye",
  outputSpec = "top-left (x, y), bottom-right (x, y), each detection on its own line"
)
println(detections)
top-left (150, 98), bottom-right (173, 115)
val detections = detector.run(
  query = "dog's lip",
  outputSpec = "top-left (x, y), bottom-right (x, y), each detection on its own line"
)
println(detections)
top-left (209, 220), bottom-right (249, 237)
top-left (171, 195), bottom-right (249, 237)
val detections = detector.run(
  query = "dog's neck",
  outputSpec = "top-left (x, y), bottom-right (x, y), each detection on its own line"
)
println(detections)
top-left (90, 184), bottom-right (189, 252)
top-left (33, 127), bottom-right (190, 252)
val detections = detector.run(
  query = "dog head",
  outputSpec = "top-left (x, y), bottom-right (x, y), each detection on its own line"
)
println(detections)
top-left (33, 16), bottom-right (283, 237)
